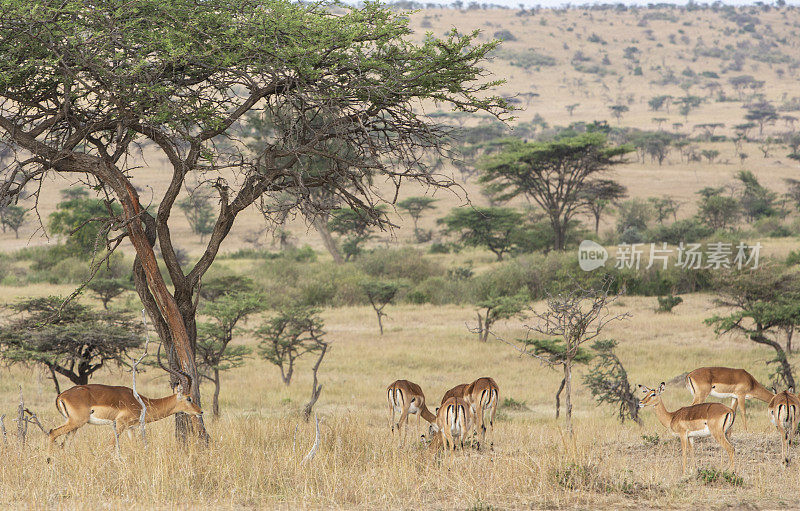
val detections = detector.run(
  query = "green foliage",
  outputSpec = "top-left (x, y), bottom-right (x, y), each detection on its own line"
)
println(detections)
top-left (648, 218), bottom-right (712, 244)
top-left (480, 133), bottom-right (631, 251)
top-left (696, 468), bottom-right (743, 487)
top-left (696, 187), bottom-right (740, 230)
top-left (0, 204), bottom-right (26, 237)
top-left (616, 198), bottom-right (654, 234)
top-left (0, 296), bottom-right (142, 387)
top-left (500, 397), bottom-right (528, 411)
top-left (474, 292), bottom-right (528, 342)
top-left (328, 207), bottom-right (386, 261)
top-left (525, 338), bottom-right (593, 365)
top-left (583, 339), bottom-right (640, 424)
top-left (656, 294), bottom-right (683, 313)
top-left (439, 207), bottom-right (523, 261)
top-left (494, 48), bottom-right (557, 69)
top-left (87, 277), bottom-right (132, 309)
top-left (397, 196), bottom-right (438, 242)
top-left (256, 306), bottom-right (326, 385)
top-left (177, 193), bottom-right (216, 242)
top-left (49, 192), bottom-right (123, 257)
top-left (736, 170), bottom-right (778, 221)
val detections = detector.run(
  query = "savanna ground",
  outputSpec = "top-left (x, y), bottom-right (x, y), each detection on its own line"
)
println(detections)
top-left (3, 3), bottom-right (800, 509)
top-left (1, 291), bottom-right (799, 509)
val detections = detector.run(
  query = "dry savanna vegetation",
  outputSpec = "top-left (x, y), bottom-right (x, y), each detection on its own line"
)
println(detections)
top-left (2, 1), bottom-right (800, 509)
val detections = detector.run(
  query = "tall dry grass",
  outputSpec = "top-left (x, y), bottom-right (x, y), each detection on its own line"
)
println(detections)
top-left (1, 296), bottom-right (799, 508)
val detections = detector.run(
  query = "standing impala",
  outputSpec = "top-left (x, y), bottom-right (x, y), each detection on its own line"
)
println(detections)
top-left (639, 383), bottom-right (735, 474)
top-left (386, 379), bottom-right (435, 446)
top-left (428, 396), bottom-right (473, 454)
top-left (768, 387), bottom-right (800, 465)
top-left (685, 367), bottom-right (773, 430)
top-left (48, 351), bottom-right (202, 449)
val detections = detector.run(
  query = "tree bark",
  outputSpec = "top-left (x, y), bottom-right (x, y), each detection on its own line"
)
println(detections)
top-left (48, 366), bottom-right (61, 395)
top-left (555, 377), bottom-right (565, 419)
top-left (563, 361), bottom-right (573, 434)
top-left (212, 368), bottom-right (221, 418)
top-left (312, 216), bottom-right (343, 264)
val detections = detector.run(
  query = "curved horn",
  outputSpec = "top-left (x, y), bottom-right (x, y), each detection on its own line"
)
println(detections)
top-left (157, 343), bottom-right (191, 392)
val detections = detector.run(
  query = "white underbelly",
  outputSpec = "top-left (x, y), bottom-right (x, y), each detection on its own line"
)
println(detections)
top-left (709, 391), bottom-right (740, 399)
top-left (688, 426), bottom-right (711, 438)
top-left (88, 415), bottom-right (114, 426)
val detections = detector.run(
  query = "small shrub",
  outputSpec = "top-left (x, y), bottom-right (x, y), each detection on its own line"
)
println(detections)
top-left (501, 397), bottom-right (527, 410)
top-left (493, 29), bottom-right (516, 41)
top-left (641, 433), bottom-right (660, 446)
top-left (656, 295), bottom-right (683, 313)
top-left (696, 468), bottom-right (743, 486)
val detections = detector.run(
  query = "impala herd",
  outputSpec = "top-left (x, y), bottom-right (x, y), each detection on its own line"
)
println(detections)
top-left (41, 362), bottom-right (797, 474)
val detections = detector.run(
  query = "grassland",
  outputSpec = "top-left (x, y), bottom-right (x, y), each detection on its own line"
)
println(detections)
top-left (2, 3), bottom-right (800, 509)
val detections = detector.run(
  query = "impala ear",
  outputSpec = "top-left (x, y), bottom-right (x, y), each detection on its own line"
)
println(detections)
top-left (790, 387), bottom-right (795, 395)
top-left (772, 386), bottom-right (778, 394)
top-left (658, 382), bottom-right (666, 393)
top-left (175, 383), bottom-right (184, 396)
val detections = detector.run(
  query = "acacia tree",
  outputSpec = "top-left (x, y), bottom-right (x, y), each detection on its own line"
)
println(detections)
top-left (706, 265), bottom-right (800, 388)
top-left (0, 0), bottom-right (505, 439)
top-left (398, 196), bottom-right (438, 242)
top-left (0, 204), bottom-right (25, 238)
top-left (439, 207), bottom-right (523, 260)
top-left (361, 280), bottom-right (400, 335)
top-left (257, 307), bottom-right (325, 386)
top-left (580, 179), bottom-right (627, 235)
top-left (520, 280), bottom-right (629, 433)
top-left (474, 293), bottom-right (528, 343)
top-left (196, 291), bottom-right (265, 417)
top-left (480, 134), bottom-right (630, 250)
top-left (0, 297), bottom-right (143, 394)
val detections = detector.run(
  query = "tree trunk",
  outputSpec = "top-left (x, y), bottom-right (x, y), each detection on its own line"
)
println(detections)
top-left (752, 329), bottom-right (795, 389)
top-left (48, 366), bottom-right (61, 395)
top-left (563, 361), bottom-right (573, 434)
top-left (476, 312), bottom-right (484, 342)
top-left (375, 309), bottom-right (384, 335)
top-left (787, 326), bottom-right (794, 354)
top-left (312, 216), bottom-right (343, 264)
top-left (303, 343), bottom-right (328, 421)
top-left (555, 377), bottom-right (565, 419)
top-left (594, 212), bottom-right (601, 236)
top-left (212, 369), bottom-right (220, 418)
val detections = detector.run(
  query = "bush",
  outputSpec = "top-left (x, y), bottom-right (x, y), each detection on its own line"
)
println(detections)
top-left (493, 29), bottom-right (516, 41)
top-left (647, 219), bottom-right (713, 244)
top-left (751, 217), bottom-right (793, 238)
top-left (656, 295), bottom-right (683, 312)
top-left (358, 247), bottom-right (444, 282)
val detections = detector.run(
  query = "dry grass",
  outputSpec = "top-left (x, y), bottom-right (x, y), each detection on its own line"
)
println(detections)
top-left (2, 296), bottom-right (800, 509)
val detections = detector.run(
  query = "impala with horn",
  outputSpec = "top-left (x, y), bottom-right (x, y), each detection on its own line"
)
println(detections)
top-left (48, 346), bottom-right (202, 449)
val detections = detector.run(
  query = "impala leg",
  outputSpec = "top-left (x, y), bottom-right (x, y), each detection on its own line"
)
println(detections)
top-left (736, 395), bottom-right (747, 431)
top-left (48, 417), bottom-right (87, 451)
top-left (489, 403), bottom-right (497, 450)
top-left (396, 409), bottom-right (409, 447)
top-left (783, 428), bottom-right (790, 466)
top-left (688, 437), bottom-right (696, 471)
top-left (712, 426), bottom-right (735, 472)
top-left (680, 435), bottom-right (689, 475)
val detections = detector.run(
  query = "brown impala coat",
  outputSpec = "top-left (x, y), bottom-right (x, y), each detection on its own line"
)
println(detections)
top-left (768, 389), bottom-right (800, 465)
top-left (686, 366), bottom-right (773, 430)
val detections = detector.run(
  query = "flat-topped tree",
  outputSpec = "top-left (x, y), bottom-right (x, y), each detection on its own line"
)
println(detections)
top-left (480, 133), bottom-right (630, 251)
top-left (0, 0), bottom-right (506, 439)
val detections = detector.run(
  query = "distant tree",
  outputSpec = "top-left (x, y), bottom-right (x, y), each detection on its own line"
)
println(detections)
top-left (696, 187), bottom-right (740, 230)
top-left (700, 149), bottom-right (720, 163)
top-left (257, 306), bottom-right (325, 386)
top-left (745, 100), bottom-right (778, 137)
top-left (695, 123), bottom-right (724, 139)
top-left (652, 117), bottom-right (667, 130)
top-left (439, 207), bottom-right (523, 261)
top-left (583, 339), bottom-right (640, 424)
top-left (648, 94), bottom-right (672, 112)
top-left (196, 291), bottom-right (265, 417)
top-left (784, 178), bottom-right (800, 210)
top-left (648, 197), bottom-right (681, 224)
top-left (474, 292), bottom-right (528, 343)
top-left (616, 198), bottom-right (654, 234)
top-left (675, 95), bottom-right (703, 121)
top-left (736, 170), bottom-right (777, 221)
top-left (49, 192), bottom-right (123, 257)
top-left (360, 280), bottom-right (400, 335)
top-left (87, 277), bottom-right (132, 310)
top-left (609, 104), bottom-right (629, 124)
top-left (707, 265), bottom-right (800, 388)
top-left (328, 207), bottom-right (385, 261)
top-left (519, 280), bottom-right (629, 433)
top-left (566, 103), bottom-right (580, 116)
top-left (734, 122), bottom-right (758, 140)
top-left (0, 204), bottom-right (26, 238)
top-left (0, 297), bottom-right (142, 394)
top-left (397, 196), bottom-right (438, 242)
top-left (581, 179), bottom-right (628, 234)
top-left (480, 133), bottom-right (631, 250)
top-left (177, 193), bottom-right (215, 243)
top-left (656, 294), bottom-right (683, 313)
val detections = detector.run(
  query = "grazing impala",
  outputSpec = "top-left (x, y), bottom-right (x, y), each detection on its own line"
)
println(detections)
top-left (768, 387), bottom-right (800, 465)
top-left (428, 396), bottom-right (473, 453)
top-left (386, 380), bottom-right (435, 446)
top-left (440, 378), bottom-right (499, 449)
top-left (686, 367), bottom-right (773, 430)
top-left (639, 383), bottom-right (735, 474)
top-left (48, 352), bottom-right (202, 449)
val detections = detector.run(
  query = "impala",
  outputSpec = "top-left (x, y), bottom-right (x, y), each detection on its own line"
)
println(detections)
top-left (440, 378), bottom-right (499, 449)
top-left (428, 396), bottom-right (473, 453)
top-left (685, 366), bottom-right (773, 431)
top-left (48, 350), bottom-right (202, 449)
top-left (768, 387), bottom-right (800, 465)
top-left (639, 382), bottom-right (735, 474)
top-left (386, 379), bottom-right (435, 446)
